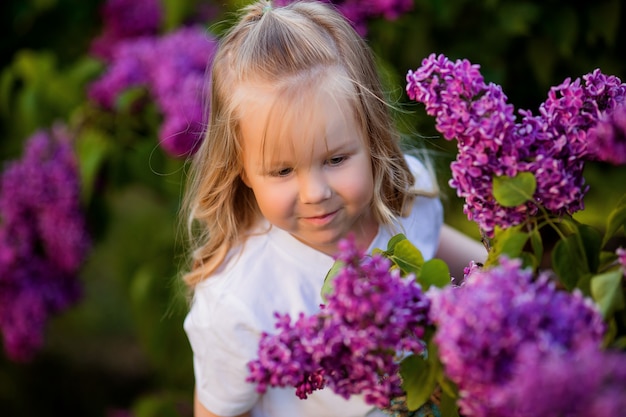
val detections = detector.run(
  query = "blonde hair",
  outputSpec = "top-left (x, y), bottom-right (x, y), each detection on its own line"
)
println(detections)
top-left (182, 0), bottom-right (424, 287)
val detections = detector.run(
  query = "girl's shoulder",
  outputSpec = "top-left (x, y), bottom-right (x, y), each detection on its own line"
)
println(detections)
top-left (376, 153), bottom-right (443, 260)
top-left (404, 153), bottom-right (438, 193)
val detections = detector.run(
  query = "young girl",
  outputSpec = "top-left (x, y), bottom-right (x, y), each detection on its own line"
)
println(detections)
top-left (181, 1), bottom-right (485, 416)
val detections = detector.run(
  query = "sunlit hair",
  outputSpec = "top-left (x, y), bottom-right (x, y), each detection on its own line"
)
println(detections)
top-left (182, 0), bottom-right (433, 287)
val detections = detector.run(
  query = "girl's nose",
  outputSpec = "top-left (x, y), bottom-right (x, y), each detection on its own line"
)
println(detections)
top-left (299, 172), bottom-right (331, 204)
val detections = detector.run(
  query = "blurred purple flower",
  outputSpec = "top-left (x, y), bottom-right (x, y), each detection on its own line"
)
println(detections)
top-left (0, 126), bottom-right (90, 362)
top-left (273, 0), bottom-right (413, 35)
top-left (495, 343), bottom-right (626, 417)
top-left (89, 26), bottom-right (217, 157)
top-left (406, 54), bottom-right (626, 236)
top-left (247, 237), bottom-right (430, 408)
top-left (88, 37), bottom-right (155, 109)
top-left (90, 0), bottom-right (162, 61)
top-left (587, 103), bottom-right (626, 165)
top-left (428, 257), bottom-right (605, 417)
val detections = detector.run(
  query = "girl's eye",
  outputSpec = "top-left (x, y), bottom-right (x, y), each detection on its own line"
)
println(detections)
top-left (271, 167), bottom-right (293, 177)
top-left (327, 156), bottom-right (346, 166)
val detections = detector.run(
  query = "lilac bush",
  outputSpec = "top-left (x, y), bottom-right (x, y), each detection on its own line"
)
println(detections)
top-left (247, 237), bottom-right (430, 408)
top-left (90, 0), bottom-right (162, 61)
top-left (428, 258), bottom-right (606, 417)
top-left (88, 37), bottom-right (154, 109)
top-left (231, 33), bottom-right (626, 417)
top-left (89, 26), bottom-right (218, 157)
top-left (0, 126), bottom-right (90, 361)
top-left (406, 54), bottom-right (626, 236)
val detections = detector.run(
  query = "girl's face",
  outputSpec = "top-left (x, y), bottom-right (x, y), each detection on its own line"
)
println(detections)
top-left (238, 80), bottom-right (378, 255)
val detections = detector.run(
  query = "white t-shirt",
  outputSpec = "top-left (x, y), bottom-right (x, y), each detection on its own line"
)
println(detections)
top-left (184, 155), bottom-right (443, 417)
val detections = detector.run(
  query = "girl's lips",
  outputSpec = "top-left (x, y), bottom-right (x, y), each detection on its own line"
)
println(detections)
top-left (301, 209), bottom-right (339, 226)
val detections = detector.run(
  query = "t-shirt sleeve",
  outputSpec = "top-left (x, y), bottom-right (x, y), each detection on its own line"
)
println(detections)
top-left (405, 153), bottom-right (439, 194)
top-left (184, 285), bottom-right (262, 416)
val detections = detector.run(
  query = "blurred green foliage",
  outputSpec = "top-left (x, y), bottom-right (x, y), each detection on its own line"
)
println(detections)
top-left (0, 0), bottom-right (624, 416)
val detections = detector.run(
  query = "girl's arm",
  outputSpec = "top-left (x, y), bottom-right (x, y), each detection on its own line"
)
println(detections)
top-left (435, 224), bottom-right (487, 280)
top-left (194, 390), bottom-right (251, 417)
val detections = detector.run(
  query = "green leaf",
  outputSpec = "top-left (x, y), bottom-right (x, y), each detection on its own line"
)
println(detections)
top-left (75, 127), bottom-right (111, 203)
top-left (519, 252), bottom-right (538, 270)
top-left (321, 260), bottom-right (345, 302)
top-left (115, 86), bottom-right (149, 113)
top-left (485, 225), bottom-right (529, 267)
top-left (439, 386), bottom-right (460, 417)
top-left (386, 233), bottom-right (409, 253)
top-left (602, 194), bottom-right (626, 247)
top-left (418, 258), bottom-right (450, 290)
top-left (552, 235), bottom-right (586, 291)
top-left (577, 224), bottom-right (602, 274)
top-left (591, 269), bottom-right (625, 319)
top-left (388, 238), bottom-right (425, 276)
top-left (548, 221), bottom-right (601, 293)
top-left (400, 353), bottom-right (438, 411)
top-left (529, 227), bottom-right (544, 267)
top-left (492, 172), bottom-right (537, 207)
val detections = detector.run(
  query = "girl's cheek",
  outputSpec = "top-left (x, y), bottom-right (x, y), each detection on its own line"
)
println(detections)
top-left (265, 180), bottom-right (297, 200)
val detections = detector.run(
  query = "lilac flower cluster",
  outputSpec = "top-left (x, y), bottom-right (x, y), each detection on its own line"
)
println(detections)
top-left (273, 0), bottom-right (413, 35)
top-left (247, 238), bottom-right (430, 408)
top-left (0, 127), bottom-right (90, 362)
top-left (587, 103), bottom-right (626, 165)
top-left (89, 26), bottom-right (218, 157)
top-left (499, 343), bottom-right (626, 417)
top-left (90, 0), bottom-right (162, 61)
top-left (406, 54), bottom-right (626, 235)
top-left (428, 257), bottom-right (606, 417)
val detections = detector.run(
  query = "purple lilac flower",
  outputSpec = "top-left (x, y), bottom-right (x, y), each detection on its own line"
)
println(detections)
top-left (493, 343), bottom-right (626, 417)
top-left (0, 126), bottom-right (90, 362)
top-left (273, 0), bottom-right (413, 35)
top-left (406, 54), bottom-right (626, 236)
top-left (88, 37), bottom-right (155, 109)
top-left (587, 103), bottom-right (626, 165)
top-left (89, 27), bottom-right (217, 157)
top-left (247, 237), bottom-right (430, 408)
top-left (146, 27), bottom-right (214, 157)
top-left (428, 257), bottom-right (605, 417)
top-left (90, 0), bottom-right (162, 61)
top-left (452, 260), bottom-right (482, 286)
